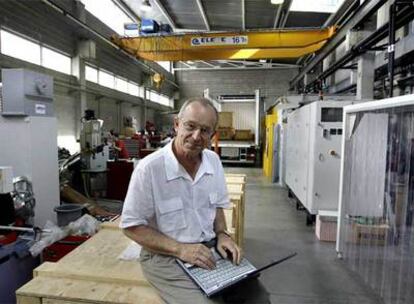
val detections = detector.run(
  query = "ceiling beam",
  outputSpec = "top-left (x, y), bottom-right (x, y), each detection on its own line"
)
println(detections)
top-left (201, 60), bottom-right (215, 67)
top-left (112, 0), bottom-right (141, 23)
top-left (173, 65), bottom-right (298, 71)
top-left (242, 0), bottom-right (246, 30)
top-left (152, 0), bottom-right (177, 31)
top-left (273, 4), bottom-right (283, 28)
top-left (280, 0), bottom-right (293, 28)
top-left (196, 0), bottom-right (210, 31)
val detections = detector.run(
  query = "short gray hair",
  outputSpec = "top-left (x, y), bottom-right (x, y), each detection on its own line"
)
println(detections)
top-left (177, 97), bottom-right (219, 128)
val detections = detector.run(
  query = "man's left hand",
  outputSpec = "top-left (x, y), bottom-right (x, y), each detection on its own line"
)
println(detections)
top-left (216, 232), bottom-right (242, 265)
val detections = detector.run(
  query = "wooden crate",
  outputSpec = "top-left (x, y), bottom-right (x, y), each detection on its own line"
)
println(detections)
top-left (218, 112), bottom-right (233, 128)
top-left (234, 129), bottom-right (253, 141)
top-left (217, 127), bottom-right (235, 140)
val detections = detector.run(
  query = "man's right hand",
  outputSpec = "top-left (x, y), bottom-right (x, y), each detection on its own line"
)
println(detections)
top-left (178, 243), bottom-right (216, 270)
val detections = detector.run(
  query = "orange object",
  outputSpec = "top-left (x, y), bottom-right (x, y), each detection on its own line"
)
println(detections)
top-left (115, 140), bottom-right (129, 159)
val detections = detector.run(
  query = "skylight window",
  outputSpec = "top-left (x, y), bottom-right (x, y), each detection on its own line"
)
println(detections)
top-left (85, 65), bottom-right (98, 83)
top-left (115, 76), bottom-right (128, 93)
top-left (98, 69), bottom-right (115, 88)
top-left (0, 30), bottom-right (41, 65)
top-left (42, 47), bottom-right (71, 75)
top-left (128, 82), bottom-right (140, 96)
top-left (290, 0), bottom-right (344, 13)
top-left (80, 0), bottom-right (134, 35)
top-left (156, 61), bottom-right (172, 73)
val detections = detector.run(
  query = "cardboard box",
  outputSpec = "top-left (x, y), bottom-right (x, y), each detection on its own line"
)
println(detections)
top-left (349, 223), bottom-right (389, 245)
top-left (234, 129), bottom-right (253, 141)
top-left (217, 127), bottom-right (235, 140)
top-left (315, 215), bottom-right (337, 242)
top-left (218, 112), bottom-right (233, 128)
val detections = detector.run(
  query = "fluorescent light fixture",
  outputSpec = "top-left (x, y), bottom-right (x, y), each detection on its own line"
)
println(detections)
top-left (290, 0), bottom-right (344, 13)
top-left (271, 0), bottom-right (284, 4)
top-left (259, 59), bottom-right (267, 63)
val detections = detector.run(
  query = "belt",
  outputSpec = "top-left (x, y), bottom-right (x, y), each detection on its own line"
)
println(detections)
top-left (201, 238), bottom-right (217, 249)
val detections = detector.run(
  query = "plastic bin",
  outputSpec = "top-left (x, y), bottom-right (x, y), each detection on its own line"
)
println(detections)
top-left (54, 204), bottom-right (83, 226)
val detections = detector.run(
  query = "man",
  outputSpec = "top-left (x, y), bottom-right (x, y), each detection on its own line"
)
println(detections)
top-left (120, 97), bottom-right (269, 304)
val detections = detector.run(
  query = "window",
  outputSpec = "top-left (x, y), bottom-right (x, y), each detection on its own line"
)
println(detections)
top-left (0, 29), bottom-right (41, 65)
top-left (115, 76), bottom-right (128, 93)
top-left (98, 70), bottom-right (115, 88)
top-left (156, 61), bottom-right (172, 73)
top-left (147, 90), bottom-right (171, 107)
top-left (42, 47), bottom-right (71, 75)
top-left (128, 82), bottom-right (139, 96)
top-left (85, 65), bottom-right (98, 83)
top-left (80, 0), bottom-right (134, 35)
top-left (158, 94), bottom-right (171, 107)
top-left (138, 85), bottom-right (145, 98)
top-left (1, 29), bottom-right (73, 75)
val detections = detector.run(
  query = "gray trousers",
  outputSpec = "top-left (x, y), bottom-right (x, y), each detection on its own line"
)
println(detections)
top-left (140, 248), bottom-right (270, 304)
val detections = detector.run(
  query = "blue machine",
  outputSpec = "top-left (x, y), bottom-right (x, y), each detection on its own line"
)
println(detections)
top-left (0, 239), bottom-right (40, 303)
top-left (140, 19), bottom-right (173, 35)
top-left (140, 19), bottom-right (160, 35)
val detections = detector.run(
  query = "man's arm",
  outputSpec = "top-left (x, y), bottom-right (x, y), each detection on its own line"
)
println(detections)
top-left (214, 208), bottom-right (242, 264)
top-left (123, 225), bottom-right (216, 270)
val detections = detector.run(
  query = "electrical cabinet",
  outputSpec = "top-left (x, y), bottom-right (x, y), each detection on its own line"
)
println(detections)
top-left (285, 100), bottom-right (353, 215)
top-left (0, 69), bottom-right (54, 117)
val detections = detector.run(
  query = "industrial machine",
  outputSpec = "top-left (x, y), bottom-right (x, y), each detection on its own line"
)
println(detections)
top-left (285, 100), bottom-right (354, 224)
top-left (0, 69), bottom-right (60, 228)
top-left (80, 109), bottom-right (109, 172)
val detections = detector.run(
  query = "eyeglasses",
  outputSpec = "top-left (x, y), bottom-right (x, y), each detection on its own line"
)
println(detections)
top-left (180, 119), bottom-right (214, 137)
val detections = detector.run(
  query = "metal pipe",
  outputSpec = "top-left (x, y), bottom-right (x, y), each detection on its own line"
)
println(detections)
top-left (241, 0), bottom-right (246, 30)
top-left (388, 3), bottom-right (396, 97)
top-left (196, 0), bottom-right (210, 31)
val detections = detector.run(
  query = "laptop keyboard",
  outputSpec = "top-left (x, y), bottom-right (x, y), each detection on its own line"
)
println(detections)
top-left (189, 258), bottom-right (256, 289)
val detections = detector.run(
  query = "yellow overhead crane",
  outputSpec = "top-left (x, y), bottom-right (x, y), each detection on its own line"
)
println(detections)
top-left (111, 27), bottom-right (336, 61)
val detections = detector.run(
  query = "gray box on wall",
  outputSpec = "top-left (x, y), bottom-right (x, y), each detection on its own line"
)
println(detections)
top-left (1, 69), bottom-right (54, 117)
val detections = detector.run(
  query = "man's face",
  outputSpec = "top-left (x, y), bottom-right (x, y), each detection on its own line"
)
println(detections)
top-left (174, 102), bottom-right (217, 158)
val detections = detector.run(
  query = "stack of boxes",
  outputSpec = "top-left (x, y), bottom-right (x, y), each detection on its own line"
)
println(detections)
top-left (217, 112), bottom-right (254, 141)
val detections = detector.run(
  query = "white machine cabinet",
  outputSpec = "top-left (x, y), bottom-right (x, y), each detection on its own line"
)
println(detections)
top-left (285, 100), bottom-right (354, 217)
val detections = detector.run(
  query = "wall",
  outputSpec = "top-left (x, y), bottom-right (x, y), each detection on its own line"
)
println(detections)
top-left (0, 0), bottom-right (177, 154)
top-left (176, 68), bottom-right (298, 110)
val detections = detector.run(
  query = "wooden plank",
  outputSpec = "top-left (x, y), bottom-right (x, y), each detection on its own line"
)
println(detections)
top-left (224, 173), bottom-right (247, 178)
top-left (225, 176), bottom-right (246, 184)
top-left (43, 300), bottom-right (86, 304)
top-left (227, 183), bottom-right (244, 195)
top-left (100, 217), bottom-right (121, 230)
top-left (34, 230), bottom-right (151, 286)
top-left (17, 276), bottom-right (162, 304)
top-left (16, 295), bottom-right (41, 304)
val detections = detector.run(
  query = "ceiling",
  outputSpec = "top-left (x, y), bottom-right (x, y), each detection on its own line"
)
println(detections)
top-left (119, 0), bottom-right (335, 69)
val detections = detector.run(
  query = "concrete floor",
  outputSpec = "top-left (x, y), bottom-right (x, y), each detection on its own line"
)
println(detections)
top-left (224, 167), bottom-right (384, 304)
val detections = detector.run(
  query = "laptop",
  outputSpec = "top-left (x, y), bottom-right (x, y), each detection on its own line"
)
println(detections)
top-left (177, 248), bottom-right (297, 297)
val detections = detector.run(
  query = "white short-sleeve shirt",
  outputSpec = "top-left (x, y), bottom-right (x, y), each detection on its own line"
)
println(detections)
top-left (120, 141), bottom-right (230, 243)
